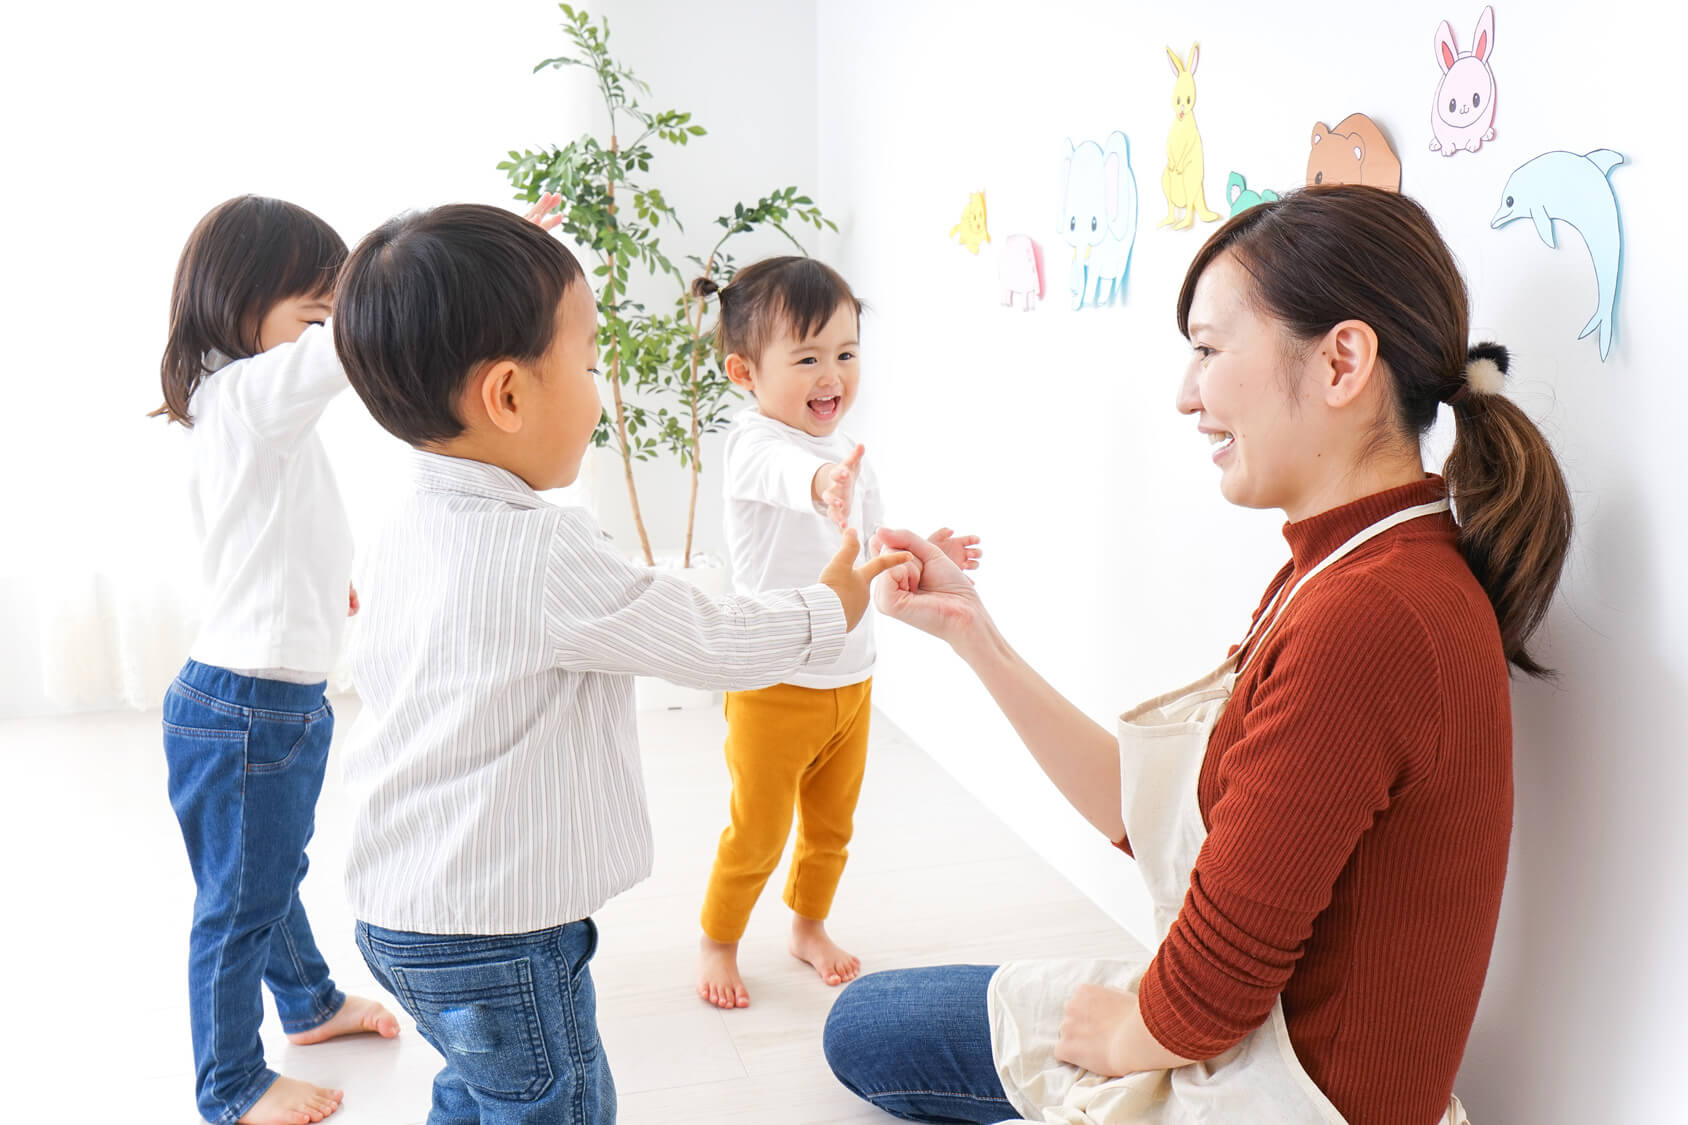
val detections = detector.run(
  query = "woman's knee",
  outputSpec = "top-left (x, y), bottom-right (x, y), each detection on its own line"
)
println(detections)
top-left (822, 972), bottom-right (882, 1089)
top-left (823, 965), bottom-right (997, 1084)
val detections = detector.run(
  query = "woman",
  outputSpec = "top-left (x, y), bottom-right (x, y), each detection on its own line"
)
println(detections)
top-left (826, 186), bottom-right (1571, 1125)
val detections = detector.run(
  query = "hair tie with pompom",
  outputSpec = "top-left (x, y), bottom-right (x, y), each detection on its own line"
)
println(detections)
top-left (1446, 342), bottom-right (1509, 406)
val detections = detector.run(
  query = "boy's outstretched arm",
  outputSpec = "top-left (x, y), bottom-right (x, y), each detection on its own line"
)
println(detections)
top-left (545, 514), bottom-right (910, 692)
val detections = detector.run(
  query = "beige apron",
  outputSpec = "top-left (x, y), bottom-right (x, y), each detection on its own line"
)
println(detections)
top-left (987, 500), bottom-right (1470, 1125)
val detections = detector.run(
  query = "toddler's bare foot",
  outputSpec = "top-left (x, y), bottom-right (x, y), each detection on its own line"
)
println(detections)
top-left (286, 994), bottom-right (400, 1045)
top-left (790, 915), bottom-right (860, 987)
top-left (697, 936), bottom-right (751, 1009)
top-left (238, 1075), bottom-right (343, 1124)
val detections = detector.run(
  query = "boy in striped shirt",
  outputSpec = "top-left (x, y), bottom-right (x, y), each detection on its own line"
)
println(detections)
top-left (330, 202), bottom-right (908, 1123)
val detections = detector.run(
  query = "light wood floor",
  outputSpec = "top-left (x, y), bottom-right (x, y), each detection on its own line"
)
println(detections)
top-left (1, 697), bottom-right (1135, 1123)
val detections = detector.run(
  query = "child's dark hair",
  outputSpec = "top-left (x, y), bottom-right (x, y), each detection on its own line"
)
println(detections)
top-left (692, 256), bottom-right (861, 363)
top-left (332, 204), bottom-right (585, 446)
top-left (155, 196), bottom-right (347, 425)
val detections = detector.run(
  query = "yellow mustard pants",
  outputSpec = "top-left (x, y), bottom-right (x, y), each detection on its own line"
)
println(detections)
top-left (699, 678), bottom-right (872, 943)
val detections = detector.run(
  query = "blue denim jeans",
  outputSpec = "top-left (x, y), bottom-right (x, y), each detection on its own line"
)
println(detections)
top-left (163, 660), bottom-right (346, 1124)
top-left (824, 965), bottom-right (1017, 1123)
top-left (356, 918), bottom-right (615, 1125)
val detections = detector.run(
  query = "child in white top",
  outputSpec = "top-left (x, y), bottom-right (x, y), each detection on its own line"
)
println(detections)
top-left (330, 203), bottom-right (907, 1122)
top-left (694, 257), bottom-right (981, 1009)
top-left (155, 195), bottom-right (426, 1125)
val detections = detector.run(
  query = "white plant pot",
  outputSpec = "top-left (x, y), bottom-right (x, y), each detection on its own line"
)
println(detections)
top-left (635, 552), bottom-right (729, 711)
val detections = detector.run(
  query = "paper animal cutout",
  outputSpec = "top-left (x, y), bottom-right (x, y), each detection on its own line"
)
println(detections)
top-left (1491, 149), bottom-right (1625, 360)
top-left (998, 234), bottom-right (1044, 310)
top-left (1430, 6), bottom-right (1498, 155)
top-left (950, 191), bottom-right (991, 254)
top-left (1226, 172), bottom-right (1280, 216)
top-left (1308, 114), bottom-right (1402, 191)
top-left (1158, 43), bottom-right (1222, 230)
top-left (1061, 131), bottom-right (1138, 310)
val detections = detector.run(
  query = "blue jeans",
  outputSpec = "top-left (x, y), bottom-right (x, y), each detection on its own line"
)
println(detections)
top-left (163, 660), bottom-right (346, 1124)
top-left (356, 918), bottom-right (616, 1125)
top-left (824, 965), bottom-right (1017, 1123)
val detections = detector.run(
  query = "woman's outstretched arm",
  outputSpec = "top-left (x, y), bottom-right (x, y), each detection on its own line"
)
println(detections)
top-left (873, 528), bottom-right (1126, 843)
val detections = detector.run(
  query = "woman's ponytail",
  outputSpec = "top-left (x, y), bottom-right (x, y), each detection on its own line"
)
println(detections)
top-left (1442, 345), bottom-right (1573, 678)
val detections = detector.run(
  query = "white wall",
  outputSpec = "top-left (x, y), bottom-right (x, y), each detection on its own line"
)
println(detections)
top-left (5, 0), bottom-right (1685, 1118)
top-left (3, 0), bottom-right (601, 712)
top-left (587, 0), bottom-right (824, 566)
top-left (815, 1), bottom-right (1683, 1122)
top-left (0, 0), bottom-right (821, 713)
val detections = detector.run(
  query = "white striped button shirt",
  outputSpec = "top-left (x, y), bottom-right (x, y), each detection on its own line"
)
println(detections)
top-left (342, 451), bottom-right (847, 935)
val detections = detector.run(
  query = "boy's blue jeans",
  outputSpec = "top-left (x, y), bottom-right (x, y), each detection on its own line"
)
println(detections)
top-left (163, 660), bottom-right (346, 1124)
top-left (824, 965), bottom-right (1016, 1124)
top-left (356, 918), bottom-right (616, 1124)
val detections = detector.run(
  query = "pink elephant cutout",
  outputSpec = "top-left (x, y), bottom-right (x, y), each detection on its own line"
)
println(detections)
top-left (999, 234), bottom-right (1044, 310)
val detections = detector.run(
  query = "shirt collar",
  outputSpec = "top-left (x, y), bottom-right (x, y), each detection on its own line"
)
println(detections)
top-left (1281, 475), bottom-right (1453, 572)
top-left (412, 449), bottom-right (547, 510)
top-left (739, 404), bottom-right (845, 450)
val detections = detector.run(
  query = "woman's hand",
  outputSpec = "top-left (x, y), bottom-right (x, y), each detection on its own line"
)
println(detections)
top-left (870, 527), bottom-right (989, 650)
top-left (879, 531), bottom-right (1129, 840)
top-left (1055, 984), bottom-right (1199, 1077)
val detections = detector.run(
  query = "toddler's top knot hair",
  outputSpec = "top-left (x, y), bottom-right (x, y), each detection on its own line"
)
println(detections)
top-left (1447, 342), bottom-right (1509, 406)
top-left (690, 276), bottom-right (722, 300)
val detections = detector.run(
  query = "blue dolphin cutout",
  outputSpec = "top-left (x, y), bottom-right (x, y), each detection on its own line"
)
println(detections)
top-left (1491, 149), bottom-right (1625, 360)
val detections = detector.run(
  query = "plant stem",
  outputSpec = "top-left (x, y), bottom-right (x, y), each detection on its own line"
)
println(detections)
top-left (682, 279), bottom-right (708, 568)
top-left (604, 132), bottom-right (654, 566)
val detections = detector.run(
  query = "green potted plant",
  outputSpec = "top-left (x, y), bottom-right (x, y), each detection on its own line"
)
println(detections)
top-left (499, 2), bottom-right (835, 569)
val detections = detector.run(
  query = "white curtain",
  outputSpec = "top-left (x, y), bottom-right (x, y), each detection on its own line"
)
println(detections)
top-left (5, 423), bottom-right (597, 718)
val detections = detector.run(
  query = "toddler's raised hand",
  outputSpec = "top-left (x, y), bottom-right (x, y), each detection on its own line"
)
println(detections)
top-left (813, 444), bottom-right (865, 532)
top-left (818, 528), bottom-right (912, 631)
top-left (928, 527), bottom-right (983, 572)
top-left (523, 192), bottom-right (566, 232)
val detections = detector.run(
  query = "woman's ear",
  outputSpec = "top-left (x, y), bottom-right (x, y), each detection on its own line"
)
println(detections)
top-left (724, 353), bottom-right (756, 392)
top-left (475, 359), bottom-right (525, 434)
top-left (1321, 320), bottom-right (1381, 409)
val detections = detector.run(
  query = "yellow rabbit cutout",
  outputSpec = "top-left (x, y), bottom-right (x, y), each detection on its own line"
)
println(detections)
top-left (1159, 43), bottom-right (1222, 230)
top-left (949, 191), bottom-right (991, 254)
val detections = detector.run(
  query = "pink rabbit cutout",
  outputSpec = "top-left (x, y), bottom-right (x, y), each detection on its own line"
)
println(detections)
top-left (1430, 5), bottom-right (1497, 155)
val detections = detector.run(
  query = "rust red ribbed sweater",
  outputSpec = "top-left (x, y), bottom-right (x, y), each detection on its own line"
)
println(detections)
top-left (1133, 476), bottom-right (1512, 1125)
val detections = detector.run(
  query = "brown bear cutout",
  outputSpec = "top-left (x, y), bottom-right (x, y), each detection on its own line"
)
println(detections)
top-left (1306, 113), bottom-right (1401, 191)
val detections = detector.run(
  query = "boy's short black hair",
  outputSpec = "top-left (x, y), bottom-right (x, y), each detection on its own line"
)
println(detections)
top-left (334, 203), bottom-right (585, 445)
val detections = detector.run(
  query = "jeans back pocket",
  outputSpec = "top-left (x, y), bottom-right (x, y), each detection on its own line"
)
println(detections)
top-left (392, 957), bottom-right (555, 1101)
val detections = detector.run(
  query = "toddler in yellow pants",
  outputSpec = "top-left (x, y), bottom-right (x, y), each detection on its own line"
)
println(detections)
top-left (691, 256), bottom-right (981, 1009)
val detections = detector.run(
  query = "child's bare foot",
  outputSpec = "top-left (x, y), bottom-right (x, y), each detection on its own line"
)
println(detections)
top-left (286, 994), bottom-right (401, 1045)
top-left (790, 915), bottom-right (860, 987)
top-left (238, 1075), bottom-right (343, 1124)
top-left (697, 936), bottom-right (751, 1009)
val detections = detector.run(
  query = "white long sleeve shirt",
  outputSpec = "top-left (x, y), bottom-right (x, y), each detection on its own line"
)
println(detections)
top-left (342, 450), bottom-right (848, 935)
top-left (184, 324), bottom-right (352, 681)
top-left (722, 407), bottom-right (882, 689)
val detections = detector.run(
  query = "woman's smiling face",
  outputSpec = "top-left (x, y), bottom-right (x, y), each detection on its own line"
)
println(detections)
top-left (1176, 252), bottom-right (1329, 517)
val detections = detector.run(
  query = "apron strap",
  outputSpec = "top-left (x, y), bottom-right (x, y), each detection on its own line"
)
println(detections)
top-left (1237, 499), bottom-right (1451, 674)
